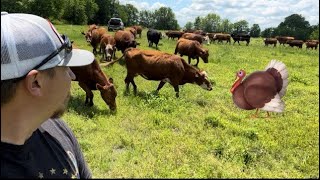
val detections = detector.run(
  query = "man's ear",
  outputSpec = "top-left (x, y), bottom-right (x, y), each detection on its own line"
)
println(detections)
top-left (24, 70), bottom-right (42, 97)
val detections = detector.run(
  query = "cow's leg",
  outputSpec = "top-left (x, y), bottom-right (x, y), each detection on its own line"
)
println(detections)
top-left (125, 75), bottom-right (132, 92)
top-left (173, 85), bottom-right (179, 98)
top-left (156, 81), bottom-right (166, 92)
top-left (195, 57), bottom-right (199, 66)
top-left (78, 82), bottom-right (94, 106)
top-left (131, 79), bottom-right (137, 95)
top-left (188, 57), bottom-right (191, 64)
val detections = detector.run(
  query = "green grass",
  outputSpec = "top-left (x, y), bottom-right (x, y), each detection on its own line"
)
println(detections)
top-left (55, 24), bottom-right (319, 178)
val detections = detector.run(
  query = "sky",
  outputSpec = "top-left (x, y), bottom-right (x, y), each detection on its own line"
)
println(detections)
top-left (118, 0), bottom-right (319, 30)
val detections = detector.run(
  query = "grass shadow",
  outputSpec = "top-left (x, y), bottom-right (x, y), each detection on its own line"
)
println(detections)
top-left (68, 95), bottom-right (114, 119)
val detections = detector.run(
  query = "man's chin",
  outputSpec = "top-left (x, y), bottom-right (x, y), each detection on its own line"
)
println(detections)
top-left (51, 92), bottom-right (70, 119)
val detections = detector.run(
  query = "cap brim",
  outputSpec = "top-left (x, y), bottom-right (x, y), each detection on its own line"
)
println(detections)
top-left (57, 49), bottom-right (94, 67)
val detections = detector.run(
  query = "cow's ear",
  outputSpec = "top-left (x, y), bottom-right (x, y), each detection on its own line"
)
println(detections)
top-left (109, 77), bottom-right (114, 84)
top-left (81, 31), bottom-right (85, 35)
top-left (96, 83), bottom-right (104, 90)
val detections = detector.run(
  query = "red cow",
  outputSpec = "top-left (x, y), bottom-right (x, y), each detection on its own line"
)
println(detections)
top-left (123, 48), bottom-right (213, 97)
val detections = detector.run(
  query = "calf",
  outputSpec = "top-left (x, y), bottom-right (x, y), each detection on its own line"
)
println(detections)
top-left (100, 34), bottom-right (116, 61)
top-left (181, 33), bottom-right (204, 44)
top-left (286, 40), bottom-right (304, 48)
top-left (125, 27), bottom-right (137, 39)
top-left (264, 38), bottom-right (277, 47)
top-left (166, 31), bottom-right (184, 40)
top-left (132, 25), bottom-right (143, 38)
top-left (114, 30), bottom-right (137, 53)
top-left (305, 40), bottom-right (319, 50)
top-left (276, 36), bottom-right (295, 46)
top-left (147, 29), bottom-right (162, 49)
top-left (214, 33), bottom-right (231, 44)
top-left (81, 27), bottom-right (107, 54)
top-left (70, 59), bottom-right (117, 111)
top-left (231, 33), bottom-right (250, 45)
top-left (174, 38), bottom-right (209, 66)
top-left (124, 48), bottom-right (213, 97)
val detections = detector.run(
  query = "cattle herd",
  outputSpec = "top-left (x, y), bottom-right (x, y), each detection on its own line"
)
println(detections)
top-left (77, 24), bottom-right (318, 111)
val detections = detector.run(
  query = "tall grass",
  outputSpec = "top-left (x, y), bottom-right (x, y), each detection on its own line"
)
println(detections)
top-left (55, 24), bottom-right (319, 178)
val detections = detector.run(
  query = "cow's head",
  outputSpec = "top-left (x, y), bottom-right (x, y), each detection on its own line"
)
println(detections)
top-left (81, 31), bottom-right (92, 43)
top-left (104, 43), bottom-right (114, 61)
top-left (194, 70), bottom-right (213, 91)
top-left (199, 49), bottom-right (209, 63)
top-left (96, 78), bottom-right (117, 111)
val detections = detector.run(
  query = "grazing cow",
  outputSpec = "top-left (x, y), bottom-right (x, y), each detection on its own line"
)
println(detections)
top-left (276, 36), bottom-right (295, 46)
top-left (206, 33), bottom-right (218, 43)
top-left (123, 48), bottom-right (213, 97)
top-left (166, 31), bottom-right (185, 40)
top-left (147, 29), bottom-right (162, 49)
top-left (132, 25), bottom-right (143, 38)
top-left (81, 24), bottom-right (98, 42)
top-left (114, 30), bottom-right (138, 53)
top-left (70, 59), bottom-right (117, 111)
top-left (174, 38), bottom-right (209, 66)
top-left (231, 33), bottom-right (251, 45)
top-left (305, 40), bottom-right (319, 50)
top-left (286, 40), bottom-right (304, 48)
top-left (81, 27), bottom-right (107, 54)
top-left (125, 27), bottom-right (137, 39)
top-left (181, 33), bottom-right (204, 44)
top-left (214, 33), bottom-right (231, 44)
top-left (264, 38), bottom-right (277, 47)
top-left (100, 34), bottom-right (116, 61)
top-left (193, 30), bottom-right (206, 36)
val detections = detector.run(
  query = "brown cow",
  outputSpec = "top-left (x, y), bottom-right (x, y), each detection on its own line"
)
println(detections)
top-left (174, 38), bottom-right (209, 66)
top-left (123, 48), bottom-right (213, 97)
top-left (81, 24), bottom-right (98, 42)
top-left (305, 40), bottom-right (318, 50)
top-left (286, 40), bottom-right (304, 48)
top-left (70, 59), bottom-right (117, 111)
top-left (132, 25), bottom-right (143, 38)
top-left (100, 34), bottom-right (116, 61)
top-left (166, 31), bottom-right (185, 40)
top-left (181, 33), bottom-right (204, 44)
top-left (276, 36), bottom-right (295, 46)
top-left (264, 38), bottom-right (277, 47)
top-left (114, 30), bottom-right (137, 53)
top-left (125, 27), bottom-right (137, 39)
top-left (214, 33), bottom-right (231, 44)
top-left (81, 27), bottom-right (107, 54)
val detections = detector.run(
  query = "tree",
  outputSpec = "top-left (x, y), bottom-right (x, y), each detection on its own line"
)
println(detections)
top-left (219, 19), bottom-right (233, 33)
top-left (309, 24), bottom-right (319, 40)
top-left (63, 0), bottom-right (87, 24)
top-left (261, 27), bottom-right (276, 38)
top-left (233, 20), bottom-right (249, 33)
top-left (276, 14), bottom-right (311, 40)
top-left (122, 4), bottom-right (138, 26)
top-left (153, 7), bottom-right (179, 30)
top-left (201, 13), bottom-right (221, 32)
top-left (194, 16), bottom-right (202, 30)
top-left (138, 10), bottom-right (155, 28)
top-left (250, 24), bottom-right (261, 37)
top-left (29, 0), bottom-right (66, 20)
top-left (185, 22), bottom-right (193, 30)
top-left (85, 0), bottom-right (99, 24)
top-left (1, 0), bottom-right (32, 13)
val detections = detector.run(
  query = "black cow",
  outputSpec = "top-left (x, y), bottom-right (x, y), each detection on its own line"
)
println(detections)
top-left (147, 29), bottom-right (162, 49)
top-left (231, 33), bottom-right (251, 46)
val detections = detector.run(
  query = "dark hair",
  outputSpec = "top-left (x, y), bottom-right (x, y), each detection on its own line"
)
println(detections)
top-left (1, 68), bottom-right (56, 106)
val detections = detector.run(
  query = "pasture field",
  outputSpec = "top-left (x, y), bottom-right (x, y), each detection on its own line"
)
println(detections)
top-left (55, 24), bottom-right (319, 178)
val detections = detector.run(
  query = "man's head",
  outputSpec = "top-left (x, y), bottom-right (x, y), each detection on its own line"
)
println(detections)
top-left (1, 12), bottom-right (94, 119)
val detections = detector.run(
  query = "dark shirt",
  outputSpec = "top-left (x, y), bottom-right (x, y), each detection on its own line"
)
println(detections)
top-left (1, 118), bottom-right (92, 178)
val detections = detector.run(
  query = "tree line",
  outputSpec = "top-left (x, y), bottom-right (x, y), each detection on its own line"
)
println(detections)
top-left (2, 0), bottom-right (318, 40)
top-left (1, 0), bottom-right (179, 30)
top-left (185, 13), bottom-right (318, 40)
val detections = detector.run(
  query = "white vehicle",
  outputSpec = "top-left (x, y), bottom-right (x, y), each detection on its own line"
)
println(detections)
top-left (108, 18), bottom-right (124, 31)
